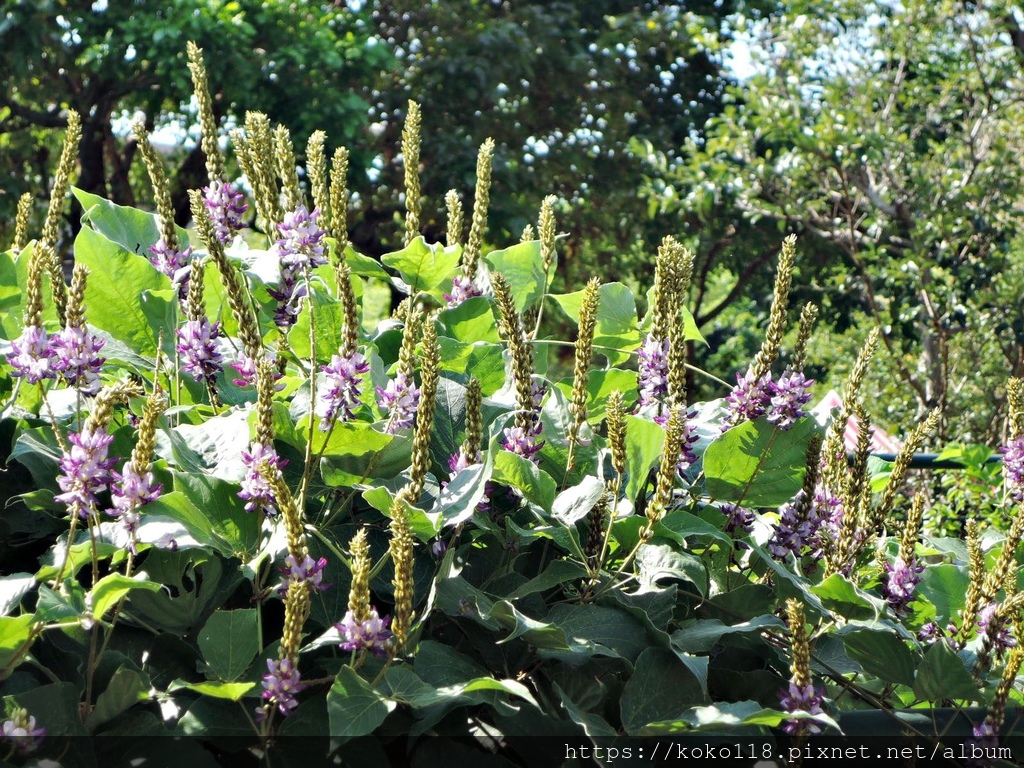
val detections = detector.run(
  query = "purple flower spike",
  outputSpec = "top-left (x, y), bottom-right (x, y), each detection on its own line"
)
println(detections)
top-left (1, 709), bottom-right (46, 755)
top-left (148, 238), bottom-right (192, 298)
top-left (724, 368), bottom-right (773, 427)
top-left (377, 371), bottom-right (420, 433)
top-left (51, 325), bottom-right (106, 395)
top-left (277, 206), bottom-right (327, 270)
top-left (444, 274), bottom-right (482, 308)
top-left (767, 371), bottom-right (814, 431)
top-left (107, 465), bottom-right (162, 552)
top-left (55, 428), bottom-right (117, 517)
top-left (8, 325), bottom-right (56, 384)
top-left (881, 555), bottom-right (923, 618)
top-left (203, 180), bottom-right (248, 245)
top-left (282, 554), bottom-right (330, 592)
top-left (1000, 434), bottom-right (1024, 502)
top-left (261, 658), bottom-right (304, 717)
top-left (176, 318), bottom-right (224, 386)
top-left (637, 334), bottom-right (669, 407)
top-left (337, 608), bottom-right (393, 657)
top-left (317, 352), bottom-right (370, 429)
top-left (779, 682), bottom-right (826, 735)
top-left (978, 603), bottom-right (1017, 652)
top-left (239, 442), bottom-right (287, 516)
top-left (502, 425), bottom-right (544, 464)
top-left (720, 502), bottom-right (755, 535)
top-left (231, 351), bottom-right (282, 388)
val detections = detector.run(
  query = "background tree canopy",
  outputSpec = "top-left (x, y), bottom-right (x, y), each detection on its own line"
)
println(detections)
top-left (3, 0), bottom-right (1024, 442)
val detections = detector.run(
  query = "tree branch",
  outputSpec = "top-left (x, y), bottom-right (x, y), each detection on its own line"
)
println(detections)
top-left (694, 243), bottom-right (780, 327)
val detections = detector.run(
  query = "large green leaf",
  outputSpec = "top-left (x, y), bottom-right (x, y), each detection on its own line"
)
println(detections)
top-left (913, 642), bottom-right (981, 702)
top-left (546, 604), bottom-right (649, 663)
top-left (87, 667), bottom-right (149, 729)
top-left (127, 550), bottom-right (241, 635)
top-left (326, 666), bottom-right (395, 738)
top-left (840, 626), bottom-right (918, 687)
top-left (382, 237), bottom-right (460, 295)
top-left (90, 573), bottom-right (161, 619)
top-left (73, 187), bottom-right (188, 255)
top-left (672, 616), bottom-right (786, 654)
top-left (623, 414), bottom-right (665, 502)
top-left (0, 614), bottom-right (35, 671)
top-left (74, 225), bottom-right (175, 357)
top-left (436, 338), bottom-right (507, 395)
top-left (554, 368), bottom-right (637, 424)
top-left (197, 609), bottom-right (259, 681)
top-left (288, 286), bottom-right (345, 365)
top-left (438, 296), bottom-right (501, 343)
top-left (0, 249), bottom-right (21, 339)
top-left (551, 282), bottom-right (641, 365)
top-left (620, 647), bottom-right (708, 735)
top-left (484, 241), bottom-right (546, 312)
top-left (917, 563), bottom-right (970, 622)
top-left (491, 450), bottom-right (556, 512)
top-left (171, 472), bottom-right (261, 557)
top-left (809, 573), bottom-right (888, 621)
top-left (703, 416), bottom-right (819, 507)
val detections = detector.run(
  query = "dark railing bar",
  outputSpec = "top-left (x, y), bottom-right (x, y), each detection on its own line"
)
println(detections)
top-left (849, 452), bottom-right (1003, 470)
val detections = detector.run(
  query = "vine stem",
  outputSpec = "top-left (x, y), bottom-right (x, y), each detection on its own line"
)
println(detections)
top-left (298, 269), bottom-right (318, 510)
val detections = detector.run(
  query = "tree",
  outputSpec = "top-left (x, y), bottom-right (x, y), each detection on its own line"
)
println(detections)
top-left (657, 0), bottom-right (1024, 441)
top-left (356, 0), bottom-right (769, 279)
top-left (0, 0), bottom-right (389, 247)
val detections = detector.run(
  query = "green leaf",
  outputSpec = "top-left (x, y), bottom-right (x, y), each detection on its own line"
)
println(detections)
top-left (298, 419), bottom-right (393, 458)
top-left (288, 286), bottom-right (345, 364)
top-left (636, 543), bottom-right (708, 596)
top-left (917, 563), bottom-right (970, 622)
top-left (703, 416), bottom-right (820, 506)
top-left (555, 684), bottom-right (618, 739)
top-left (343, 245), bottom-right (392, 282)
top-left (551, 282), bottom-right (641, 365)
top-left (913, 641), bottom-right (981, 702)
top-left (320, 428), bottom-right (412, 487)
top-left (382, 237), bottom-right (461, 295)
top-left (492, 450), bottom-right (556, 512)
top-left (171, 472), bottom-right (261, 557)
top-left (197, 609), bottom-right (259, 681)
top-left (809, 573), bottom-right (888, 621)
top-left (0, 574), bottom-right (36, 617)
top-left (551, 476), bottom-right (606, 526)
top-left (554, 368), bottom-right (638, 424)
top-left (620, 647), bottom-right (708, 735)
top-left (0, 614), bottom-right (35, 670)
top-left (438, 296), bottom-right (501, 343)
top-left (87, 667), bottom-right (149, 728)
top-left (185, 681), bottom-right (256, 701)
top-left (547, 604), bottom-right (649, 663)
top-left (434, 577), bottom-right (570, 650)
top-left (623, 415), bottom-right (665, 502)
top-left (326, 666), bottom-right (395, 738)
top-left (73, 187), bottom-right (187, 255)
top-left (506, 561), bottom-right (589, 600)
top-left (484, 241), bottom-right (546, 312)
top-left (126, 550), bottom-right (241, 635)
top-left (672, 616), bottom-right (786, 654)
top-left (0, 249), bottom-right (21, 338)
top-left (841, 627), bottom-right (918, 687)
top-left (645, 701), bottom-right (838, 734)
top-left (436, 339), bottom-right (507, 395)
top-left (74, 225), bottom-right (175, 357)
top-left (90, 573), bottom-right (161, 619)
top-left (35, 583), bottom-right (86, 623)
